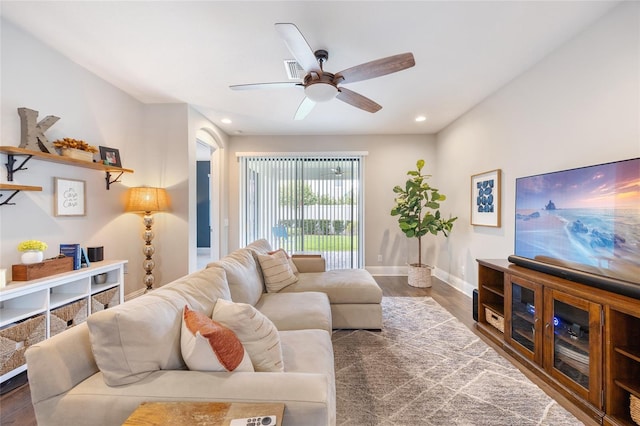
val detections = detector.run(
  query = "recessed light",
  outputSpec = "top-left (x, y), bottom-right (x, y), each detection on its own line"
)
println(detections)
top-left (221, 118), bottom-right (232, 124)
top-left (415, 115), bottom-right (427, 122)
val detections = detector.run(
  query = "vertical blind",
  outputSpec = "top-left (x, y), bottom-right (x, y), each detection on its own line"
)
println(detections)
top-left (239, 155), bottom-right (364, 270)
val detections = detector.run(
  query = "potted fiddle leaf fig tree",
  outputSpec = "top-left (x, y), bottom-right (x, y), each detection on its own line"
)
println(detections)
top-left (391, 159), bottom-right (457, 287)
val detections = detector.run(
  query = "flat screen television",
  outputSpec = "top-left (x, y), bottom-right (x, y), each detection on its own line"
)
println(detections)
top-left (509, 157), bottom-right (640, 299)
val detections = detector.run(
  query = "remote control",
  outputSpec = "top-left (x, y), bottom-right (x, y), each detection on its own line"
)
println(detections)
top-left (230, 415), bottom-right (276, 426)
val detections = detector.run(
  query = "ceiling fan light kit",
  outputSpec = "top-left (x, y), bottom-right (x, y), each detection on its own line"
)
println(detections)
top-left (230, 23), bottom-right (415, 119)
top-left (304, 82), bottom-right (338, 102)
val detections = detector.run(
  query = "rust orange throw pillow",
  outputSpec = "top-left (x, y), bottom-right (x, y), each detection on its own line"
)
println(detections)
top-left (181, 305), bottom-right (254, 372)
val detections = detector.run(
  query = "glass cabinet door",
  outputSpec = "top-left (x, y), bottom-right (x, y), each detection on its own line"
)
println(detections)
top-left (505, 275), bottom-right (542, 364)
top-left (544, 289), bottom-right (602, 408)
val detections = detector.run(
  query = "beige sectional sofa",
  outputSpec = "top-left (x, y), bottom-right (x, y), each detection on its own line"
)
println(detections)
top-left (25, 240), bottom-right (382, 426)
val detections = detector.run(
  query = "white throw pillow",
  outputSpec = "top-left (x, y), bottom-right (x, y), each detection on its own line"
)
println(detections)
top-left (212, 299), bottom-right (284, 372)
top-left (181, 306), bottom-right (254, 372)
top-left (258, 250), bottom-right (298, 292)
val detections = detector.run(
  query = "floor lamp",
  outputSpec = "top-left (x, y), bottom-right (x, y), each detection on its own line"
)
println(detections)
top-left (125, 187), bottom-right (170, 292)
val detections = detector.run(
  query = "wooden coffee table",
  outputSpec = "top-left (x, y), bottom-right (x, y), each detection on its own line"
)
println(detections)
top-left (122, 401), bottom-right (284, 426)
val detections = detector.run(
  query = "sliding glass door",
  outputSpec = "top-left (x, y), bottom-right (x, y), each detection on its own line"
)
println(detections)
top-left (239, 155), bottom-right (363, 269)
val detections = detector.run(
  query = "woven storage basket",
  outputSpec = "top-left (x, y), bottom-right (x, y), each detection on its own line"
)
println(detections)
top-left (91, 287), bottom-right (120, 314)
top-left (485, 307), bottom-right (504, 333)
top-left (0, 314), bottom-right (46, 376)
top-left (50, 299), bottom-right (88, 337)
top-left (631, 394), bottom-right (640, 425)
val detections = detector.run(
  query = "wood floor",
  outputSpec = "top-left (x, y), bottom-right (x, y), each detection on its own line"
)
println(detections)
top-left (0, 276), bottom-right (592, 425)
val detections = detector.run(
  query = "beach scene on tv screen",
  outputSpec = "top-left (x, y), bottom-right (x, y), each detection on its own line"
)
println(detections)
top-left (515, 158), bottom-right (640, 284)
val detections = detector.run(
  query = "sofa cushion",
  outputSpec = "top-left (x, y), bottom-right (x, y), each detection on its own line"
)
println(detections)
top-left (87, 267), bottom-right (231, 386)
top-left (280, 269), bottom-right (382, 304)
top-left (207, 248), bottom-right (264, 305)
top-left (181, 306), bottom-right (253, 372)
top-left (212, 299), bottom-right (284, 372)
top-left (279, 329), bottom-right (334, 376)
top-left (257, 250), bottom-right (298, 292)
top-left (255, 292), bottom-right (332, 332)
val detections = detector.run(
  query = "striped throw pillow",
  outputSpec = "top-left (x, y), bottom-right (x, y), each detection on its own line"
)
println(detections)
top-left (257, 249), bottom-right (298, 292)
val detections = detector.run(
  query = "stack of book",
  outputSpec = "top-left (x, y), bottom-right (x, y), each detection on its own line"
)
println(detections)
top-left (60, 244), bottom-right (91, 269)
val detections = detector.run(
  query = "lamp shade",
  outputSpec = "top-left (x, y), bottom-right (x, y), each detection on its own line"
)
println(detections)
top-left (125, 187), bottom-right (170, 213)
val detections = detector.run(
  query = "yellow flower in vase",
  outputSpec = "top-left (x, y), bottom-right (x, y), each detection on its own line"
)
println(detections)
top-left (18, 240), bottom-right (48, 264)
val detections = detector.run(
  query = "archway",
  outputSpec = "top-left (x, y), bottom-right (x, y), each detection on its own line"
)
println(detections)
top-left (195, 129), bottom-right (222, 268)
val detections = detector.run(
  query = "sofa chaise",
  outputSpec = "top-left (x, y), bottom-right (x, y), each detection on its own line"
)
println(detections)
top-left (226, 239), bottom-right (383, 330)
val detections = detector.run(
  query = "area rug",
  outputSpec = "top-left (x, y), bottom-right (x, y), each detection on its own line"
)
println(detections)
top-left (332, 297), bottom-right (582, 425)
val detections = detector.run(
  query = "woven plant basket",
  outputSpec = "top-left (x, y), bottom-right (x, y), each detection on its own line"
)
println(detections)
top-left (631, 394), bottom-right (640, 425)
top-left (91, 287), bottom-right (120, 314)
top-left (50, 299), bottom-right (88, 337)
top-left (408, 264), bottom-right (432, 288)
top-left (0, 314), bottom-right (45, 376)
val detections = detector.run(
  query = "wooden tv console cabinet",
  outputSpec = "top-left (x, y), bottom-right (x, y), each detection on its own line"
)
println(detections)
top-left (476, 259), bottom-right (640, 426)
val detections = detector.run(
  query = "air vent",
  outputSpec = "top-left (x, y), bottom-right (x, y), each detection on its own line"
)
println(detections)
top-left (284, 60), bottom-right (304, 80)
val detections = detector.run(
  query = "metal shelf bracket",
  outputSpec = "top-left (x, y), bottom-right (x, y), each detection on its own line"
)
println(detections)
top-left (105, 171), bottom-right (124, 190)
top-left (0, 189), bottom-right (21, 206)
top-left (5, 153), bottom-right (33, 181)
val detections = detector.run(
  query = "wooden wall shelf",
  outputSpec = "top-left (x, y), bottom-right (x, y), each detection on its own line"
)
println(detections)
top-left (0, 183), bottom-right (43, 206)
top-left (0, 146), bottom-right (134, 193)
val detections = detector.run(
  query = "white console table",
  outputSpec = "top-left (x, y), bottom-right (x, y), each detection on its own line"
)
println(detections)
top-left (0, 260), bottom-right (127, 382)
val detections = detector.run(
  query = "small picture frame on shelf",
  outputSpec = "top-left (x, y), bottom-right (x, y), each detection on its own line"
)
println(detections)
top-left (99, 146), bottom-right (122, 168)
top-left (471, 169), bottom-right (501, 227)
top-left (54, 177), bottom-right (86, 217)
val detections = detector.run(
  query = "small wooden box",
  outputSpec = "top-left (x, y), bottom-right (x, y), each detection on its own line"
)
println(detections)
top-left (12, 257), bottom-right (74, 281)
top-left (61, 148), bottom-right (94, 162)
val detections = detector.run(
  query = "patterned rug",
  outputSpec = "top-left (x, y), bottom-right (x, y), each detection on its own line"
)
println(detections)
top-left (332, 297), bottom-right (582, 425)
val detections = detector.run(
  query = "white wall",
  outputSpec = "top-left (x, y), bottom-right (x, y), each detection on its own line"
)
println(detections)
top-left (0, 19), bottom-right (142, 292)
top-left (435, 2), bottom-right (640, 296)
top-left (0, 19), bottom-right (226, 294)
top-left (226, 134), bottom-right (439, 270)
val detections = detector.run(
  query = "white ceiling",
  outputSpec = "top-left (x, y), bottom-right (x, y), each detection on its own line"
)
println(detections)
top-left (1, 1), bottom-right (619, 136)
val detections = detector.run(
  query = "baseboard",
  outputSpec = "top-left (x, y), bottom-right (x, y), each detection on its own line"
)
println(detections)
top-left (125, 288), bottom-right (146, 301)
top-left (434, 267), bottom-right (475, 298)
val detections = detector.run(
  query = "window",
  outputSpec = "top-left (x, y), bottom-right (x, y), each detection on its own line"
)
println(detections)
top-left (239, 155), bottom-right (364, 269)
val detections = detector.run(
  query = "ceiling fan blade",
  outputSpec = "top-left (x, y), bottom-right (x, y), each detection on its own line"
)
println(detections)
top-left (335, 52), bottom-right (415, 84)
top-left (336, 87), bottom-right (382, 113)
top-left (230, 82), bottom-right (300, 91)
top-left (275, 23), bottom-right (320, 73)
top-left (294, 97), bottom-right (316, 120)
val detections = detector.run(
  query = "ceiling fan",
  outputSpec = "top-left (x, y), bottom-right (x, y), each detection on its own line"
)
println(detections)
top-left (322, 166), bottom-right (344, 177)
top-left (230, 23), bottom-right (416, 120)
